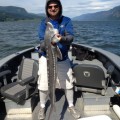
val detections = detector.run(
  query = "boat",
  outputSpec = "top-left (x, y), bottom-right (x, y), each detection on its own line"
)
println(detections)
top-left (0, 42), bottom-right (120, 120)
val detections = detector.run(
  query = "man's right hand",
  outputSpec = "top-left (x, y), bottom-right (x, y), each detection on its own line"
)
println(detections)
top-left (51, 33), bottom-right (62, 44)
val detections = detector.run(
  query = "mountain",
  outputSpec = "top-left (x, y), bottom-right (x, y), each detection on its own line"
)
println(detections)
top-left (0, 6), bottom-right (44, 21)
top-left (72, 5), bottom-right (120, 21)
top-left (37, 13), bottom-right (46, 17)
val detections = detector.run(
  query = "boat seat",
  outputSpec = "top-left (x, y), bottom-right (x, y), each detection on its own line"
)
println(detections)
top-left (0, 58), bottom-right (38, 104)
top-left (73, 63), bottom-right (107, 95)
top-left (73, 59), bottom-right (109, 78)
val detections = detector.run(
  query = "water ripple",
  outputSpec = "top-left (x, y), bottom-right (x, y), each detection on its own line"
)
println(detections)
top-left (0, 20), bottom-right (120, 59)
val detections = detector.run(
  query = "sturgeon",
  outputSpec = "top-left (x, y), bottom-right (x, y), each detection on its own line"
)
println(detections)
top-left (44, 22), bottom-right (62, 120)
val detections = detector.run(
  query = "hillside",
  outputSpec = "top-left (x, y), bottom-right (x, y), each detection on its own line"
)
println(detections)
top-left (0, 6), bottom-right (44, 21)
top-left (72, 5), bottom-right (120, 21)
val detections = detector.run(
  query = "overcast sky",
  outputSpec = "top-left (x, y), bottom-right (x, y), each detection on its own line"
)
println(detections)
top-left (0, 0), bottom-right (120, 18)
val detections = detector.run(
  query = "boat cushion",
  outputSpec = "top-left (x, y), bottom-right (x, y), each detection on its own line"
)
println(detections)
top-left (0, 58), bottom-right (38, 104)
top-left (1, 82), bottom-right (26, 104)
top-left (73, 64), bottom-right (106, 95)
top-left (73, 59), bottom-right (109, 78)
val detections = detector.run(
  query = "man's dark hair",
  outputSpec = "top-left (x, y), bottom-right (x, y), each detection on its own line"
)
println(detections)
top-left (45, 0), bottom-right (62, 17)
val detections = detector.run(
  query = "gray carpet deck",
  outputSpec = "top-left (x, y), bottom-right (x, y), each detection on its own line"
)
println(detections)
top-left (0, 90), bottom-right (119, 120)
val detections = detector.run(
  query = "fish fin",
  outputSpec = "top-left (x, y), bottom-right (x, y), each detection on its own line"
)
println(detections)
top-left (56, 45), bottom-right (63, 60)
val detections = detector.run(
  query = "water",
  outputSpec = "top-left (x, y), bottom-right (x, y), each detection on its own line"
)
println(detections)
top-left (73, 21), bottom-right (120, 56)
top-left (0, 20), bottom-right (120, 59)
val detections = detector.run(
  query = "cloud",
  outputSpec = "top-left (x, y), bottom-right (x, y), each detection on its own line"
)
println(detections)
top-left (0, 0), bottom-right (120, 17)
top-left (61, 0), bottom-right (120, 17)
top-left (0, 0), bottom-right (46, 13)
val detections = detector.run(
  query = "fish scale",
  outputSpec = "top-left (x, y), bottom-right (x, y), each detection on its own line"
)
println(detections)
top-left (44, 22), bottom-right (62, 120)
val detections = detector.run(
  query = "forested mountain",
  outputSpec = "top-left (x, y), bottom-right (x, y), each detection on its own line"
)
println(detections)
top-left (72, 5), bottom-right (120, 21)
top-left (0, 6), bottom-right (44, 21)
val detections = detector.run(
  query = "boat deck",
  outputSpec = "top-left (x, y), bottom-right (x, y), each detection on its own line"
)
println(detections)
top-left (0, 88), bottom-right (119, 120)
top-left (43, 90), bottom-right (119, 120)
top-left (0, 44), bottom-right (120, 120)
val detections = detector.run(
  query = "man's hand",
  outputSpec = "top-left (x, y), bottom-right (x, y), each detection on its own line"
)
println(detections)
top-left (51, 33), bottom-right (62, 45)
top-left (55, 33), bottom-right (62, 41)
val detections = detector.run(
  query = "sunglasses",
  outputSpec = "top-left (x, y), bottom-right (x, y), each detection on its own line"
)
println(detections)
top-left (48, 5), bottom-right (59, 9)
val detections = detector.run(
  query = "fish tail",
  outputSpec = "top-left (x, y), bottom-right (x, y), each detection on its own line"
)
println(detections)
top-left (47, 106), bottom-right (53, 120)
top-left (47, 105), bottom-right (56, 120)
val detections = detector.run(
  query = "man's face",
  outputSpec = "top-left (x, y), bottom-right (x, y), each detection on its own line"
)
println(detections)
top-left (47, 3), bottom-right (60, 17)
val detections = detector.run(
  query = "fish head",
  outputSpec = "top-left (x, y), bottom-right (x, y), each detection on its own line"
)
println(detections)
top-left (45, 22), bottom-right (63, 60)
top-left (46, 22), bottom-right (55, 38)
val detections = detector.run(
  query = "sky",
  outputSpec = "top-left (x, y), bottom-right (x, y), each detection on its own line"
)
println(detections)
top-left (0, 0), bottom-right (120, 18)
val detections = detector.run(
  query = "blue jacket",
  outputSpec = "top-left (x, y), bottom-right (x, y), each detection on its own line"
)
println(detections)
top-left (38, 16), bottom-right (74, 61)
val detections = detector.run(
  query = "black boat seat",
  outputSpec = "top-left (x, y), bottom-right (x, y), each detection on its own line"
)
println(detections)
top-left (73, 64), bottom-right (107, 95)
top-left (0, 58), bottom-right (38, 104)
top-left (73, 59), bottom-right (109, 78)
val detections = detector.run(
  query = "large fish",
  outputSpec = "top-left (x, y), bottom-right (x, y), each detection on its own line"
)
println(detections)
top-left (44, 22), bottom-right (62, 120)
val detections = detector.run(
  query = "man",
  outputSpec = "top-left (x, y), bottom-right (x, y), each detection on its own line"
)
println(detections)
top-left (38, 0), bottom-right (80, 119)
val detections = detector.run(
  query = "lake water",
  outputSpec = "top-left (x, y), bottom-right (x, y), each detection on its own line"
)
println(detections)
top-left (0, 20), bottom-right (120, 59)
